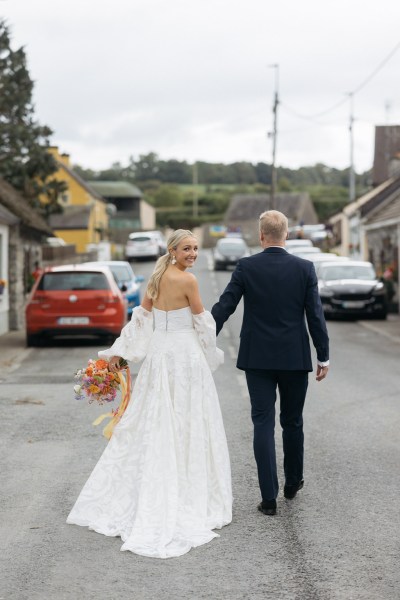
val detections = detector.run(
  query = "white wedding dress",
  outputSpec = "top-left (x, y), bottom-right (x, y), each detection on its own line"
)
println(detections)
top-left (67, 306), bottom-right (232, 559)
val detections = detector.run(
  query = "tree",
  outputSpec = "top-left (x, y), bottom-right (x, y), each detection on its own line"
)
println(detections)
top-left (152, 184), bottom-right (183, 208)
top-left (133, 152), bottom-right (161, 181)
top-left (0, 20), bottom-right (58, 212)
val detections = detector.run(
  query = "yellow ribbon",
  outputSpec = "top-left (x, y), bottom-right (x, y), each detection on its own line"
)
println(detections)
top-left (92, 368), bottom-right (132, 440)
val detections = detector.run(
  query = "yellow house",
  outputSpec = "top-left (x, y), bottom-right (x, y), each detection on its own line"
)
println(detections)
top-left (44, 147), bottom-right (109, 253)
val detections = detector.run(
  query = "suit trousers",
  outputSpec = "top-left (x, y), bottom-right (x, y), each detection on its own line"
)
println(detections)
top-left (245, 369), bottom-right (309, 501)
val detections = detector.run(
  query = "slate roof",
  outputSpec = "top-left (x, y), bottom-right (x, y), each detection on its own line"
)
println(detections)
top-left (364, 185), bottom-right (400, 226)
top-left (329, 177), bottom-right (400, 224)
top-left (0, 177), bottom-right (53, 235)
top-left (49, 205), bottom-right (91, 230)
top-left (225, 193), bottom-right (317, 224)
top-left (87, 181), bottom-right (143, 199)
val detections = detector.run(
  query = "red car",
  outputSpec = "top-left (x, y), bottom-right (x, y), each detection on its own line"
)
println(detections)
top-left (25, 265), bottom-right (127, 346)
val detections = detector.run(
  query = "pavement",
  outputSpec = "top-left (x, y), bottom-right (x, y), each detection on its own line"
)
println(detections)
top-left (1, 314), bottom-right (399, 376)
top-left (0, 329), bottom-right (33, 376)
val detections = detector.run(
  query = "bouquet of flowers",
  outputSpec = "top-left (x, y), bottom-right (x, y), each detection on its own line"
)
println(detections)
top-left (74, 358), bottom-right (127, 405)
top-left (74, 358), bottom-right (131, 439)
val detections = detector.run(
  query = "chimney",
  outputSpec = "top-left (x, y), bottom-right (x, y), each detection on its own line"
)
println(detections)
top-left (60, 153), bottom-right (70, 166)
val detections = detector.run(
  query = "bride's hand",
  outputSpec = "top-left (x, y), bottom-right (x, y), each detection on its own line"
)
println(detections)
top-left (108, 355), bottom-right (122, 372)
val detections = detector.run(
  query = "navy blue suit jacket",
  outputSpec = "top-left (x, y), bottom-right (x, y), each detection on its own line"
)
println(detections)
top-left (211, 247), bottom-right (329, 371)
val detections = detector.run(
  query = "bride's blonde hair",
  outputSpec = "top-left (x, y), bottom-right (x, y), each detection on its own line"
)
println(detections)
top-left (146, 229), bottom-right (196, 300)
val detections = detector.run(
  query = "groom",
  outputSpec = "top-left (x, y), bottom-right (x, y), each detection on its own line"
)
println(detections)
top-left (212, 210), bottom-right (329, 515)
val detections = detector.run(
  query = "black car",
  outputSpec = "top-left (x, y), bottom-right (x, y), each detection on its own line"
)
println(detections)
top-left (318, 261), bottom-right (387, 319)
top-left (212, 238), bottom-right (251, 270)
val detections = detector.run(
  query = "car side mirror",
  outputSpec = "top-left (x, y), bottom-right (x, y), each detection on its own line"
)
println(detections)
top-left (135, 275), bottom-right (145, 283)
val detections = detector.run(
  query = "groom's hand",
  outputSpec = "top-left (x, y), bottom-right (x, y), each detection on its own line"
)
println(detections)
top-left (316, 365), bottom-right (329, 381)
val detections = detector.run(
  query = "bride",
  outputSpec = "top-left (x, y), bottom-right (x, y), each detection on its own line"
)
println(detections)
top-left (67, 229), bottom-right (232, 558)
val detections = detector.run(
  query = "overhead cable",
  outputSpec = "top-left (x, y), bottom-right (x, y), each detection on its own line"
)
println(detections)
top-left (280, 39), bottom-right (400, 121)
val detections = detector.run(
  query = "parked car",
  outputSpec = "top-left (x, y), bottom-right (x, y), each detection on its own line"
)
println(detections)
top-left (288, 224), bottom-right (329, 242)
top-left (287, 246), bottom-right (322, 255)
top-left (125, 230), bottom-right (166, 260)
top-left (294, 252), bottom-right (349, 267)
top-left (317, 260), bottom-right (387, 319)
top-left (286, 239), bottom-right (313, 249)
top-left (147, 230), bottom-right (167, 254)
top-left (212, 238), bottom-right (251, 270)
top-left (84, 261), bottom-right (145, 317)
top-left (309, 255), bottom-right (350, 276)
top-left (25, 265), bottom-right (127, 346)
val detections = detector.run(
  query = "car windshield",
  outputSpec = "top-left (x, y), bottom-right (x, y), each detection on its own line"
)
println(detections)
top-left (38, 272), bottom-right (110, 291)
top-left (108, 265), bottom-right (134, 283)
top-left (320, 265), bottom-right (376, 281)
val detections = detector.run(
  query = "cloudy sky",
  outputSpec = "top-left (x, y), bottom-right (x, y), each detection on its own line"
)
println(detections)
top-left (2, 0), bottom-right (400, 173)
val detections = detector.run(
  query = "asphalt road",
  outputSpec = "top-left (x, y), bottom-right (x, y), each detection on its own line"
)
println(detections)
top-left (1, 251), bottom-right (399, 600)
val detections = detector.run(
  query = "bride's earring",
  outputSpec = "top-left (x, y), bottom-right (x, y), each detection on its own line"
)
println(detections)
top-left (171, 255), bottom-right (177, 265)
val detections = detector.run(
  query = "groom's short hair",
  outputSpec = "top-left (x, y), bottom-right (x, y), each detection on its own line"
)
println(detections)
top-left (259, 210), bottom-right (288, 242)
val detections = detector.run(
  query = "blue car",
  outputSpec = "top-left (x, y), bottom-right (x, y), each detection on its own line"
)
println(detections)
top-left (84, 261), bottom-right (144, 317)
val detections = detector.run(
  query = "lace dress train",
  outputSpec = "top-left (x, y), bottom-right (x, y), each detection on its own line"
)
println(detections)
top-left (66, 306), bottom-right (232, 558)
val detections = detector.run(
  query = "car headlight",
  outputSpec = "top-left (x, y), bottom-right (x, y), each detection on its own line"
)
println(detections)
top-left (319, 287), bottom-right (334, 298)
top-left (372, 282), bottom-right (385, 296)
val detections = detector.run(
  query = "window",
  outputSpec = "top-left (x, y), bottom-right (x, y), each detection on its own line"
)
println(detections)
top-left (39, 272), bottom-right (110, 291)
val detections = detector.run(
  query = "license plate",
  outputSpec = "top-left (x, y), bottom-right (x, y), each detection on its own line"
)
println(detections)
top-left (342, 301), bottom-right (365, 309)
top-left (58, 317), bottom-right (90, 325)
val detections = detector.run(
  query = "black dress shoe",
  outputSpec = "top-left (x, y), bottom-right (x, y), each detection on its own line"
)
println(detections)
top-left (284, 479), bottom-right (304, 499)
top-left (257, 499), bottom-right (277, 516)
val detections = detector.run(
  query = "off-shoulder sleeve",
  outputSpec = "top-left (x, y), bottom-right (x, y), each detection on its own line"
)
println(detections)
top-left (192, 310), bottom-right (224, 372)
top-left (98, 306), bottom-right (153, 362)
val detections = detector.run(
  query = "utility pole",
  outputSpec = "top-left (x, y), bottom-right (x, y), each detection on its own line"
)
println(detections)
top-left (269, 64), bottom-right (279, 210)
top-left (192, 161), bottom-right (198, 218)
top-left (349, 92), bottom-right (356, 203)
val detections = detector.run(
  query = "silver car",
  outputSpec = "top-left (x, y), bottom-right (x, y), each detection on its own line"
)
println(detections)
top-left (125, 231), bottom-right (166, 260)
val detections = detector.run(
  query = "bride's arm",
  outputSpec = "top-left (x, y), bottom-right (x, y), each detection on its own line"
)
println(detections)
top-left (107, 292), bottom-right (153, 371)
top-left (98, 304), bottom-right (153, 364)
top-left (192, 310), bottom-right (224, 372)
top-left (185, 273), bottom-right (204, 315)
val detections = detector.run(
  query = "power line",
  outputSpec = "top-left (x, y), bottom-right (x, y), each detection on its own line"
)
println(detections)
top-left (352, 40), bottom-right (400, 95)
top-left (280, 39), bottom-right (400, 122)
top-left (281, 96), bottom-right (348, 121)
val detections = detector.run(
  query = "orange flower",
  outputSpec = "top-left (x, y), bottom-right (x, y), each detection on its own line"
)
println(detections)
top-left (95, 359), bottom-right (109, 370)
top-left (88, 384), bottom-right (101, 394)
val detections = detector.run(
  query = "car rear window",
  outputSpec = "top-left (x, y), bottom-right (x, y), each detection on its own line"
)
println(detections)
top-left (38, 272), bottom-right (111, 291)
top-left (130, 236), bottom-right (151, 242)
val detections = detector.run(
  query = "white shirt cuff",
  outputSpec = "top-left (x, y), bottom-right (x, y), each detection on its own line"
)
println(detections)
top-left (318, 360), bottom-right (330, 367)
